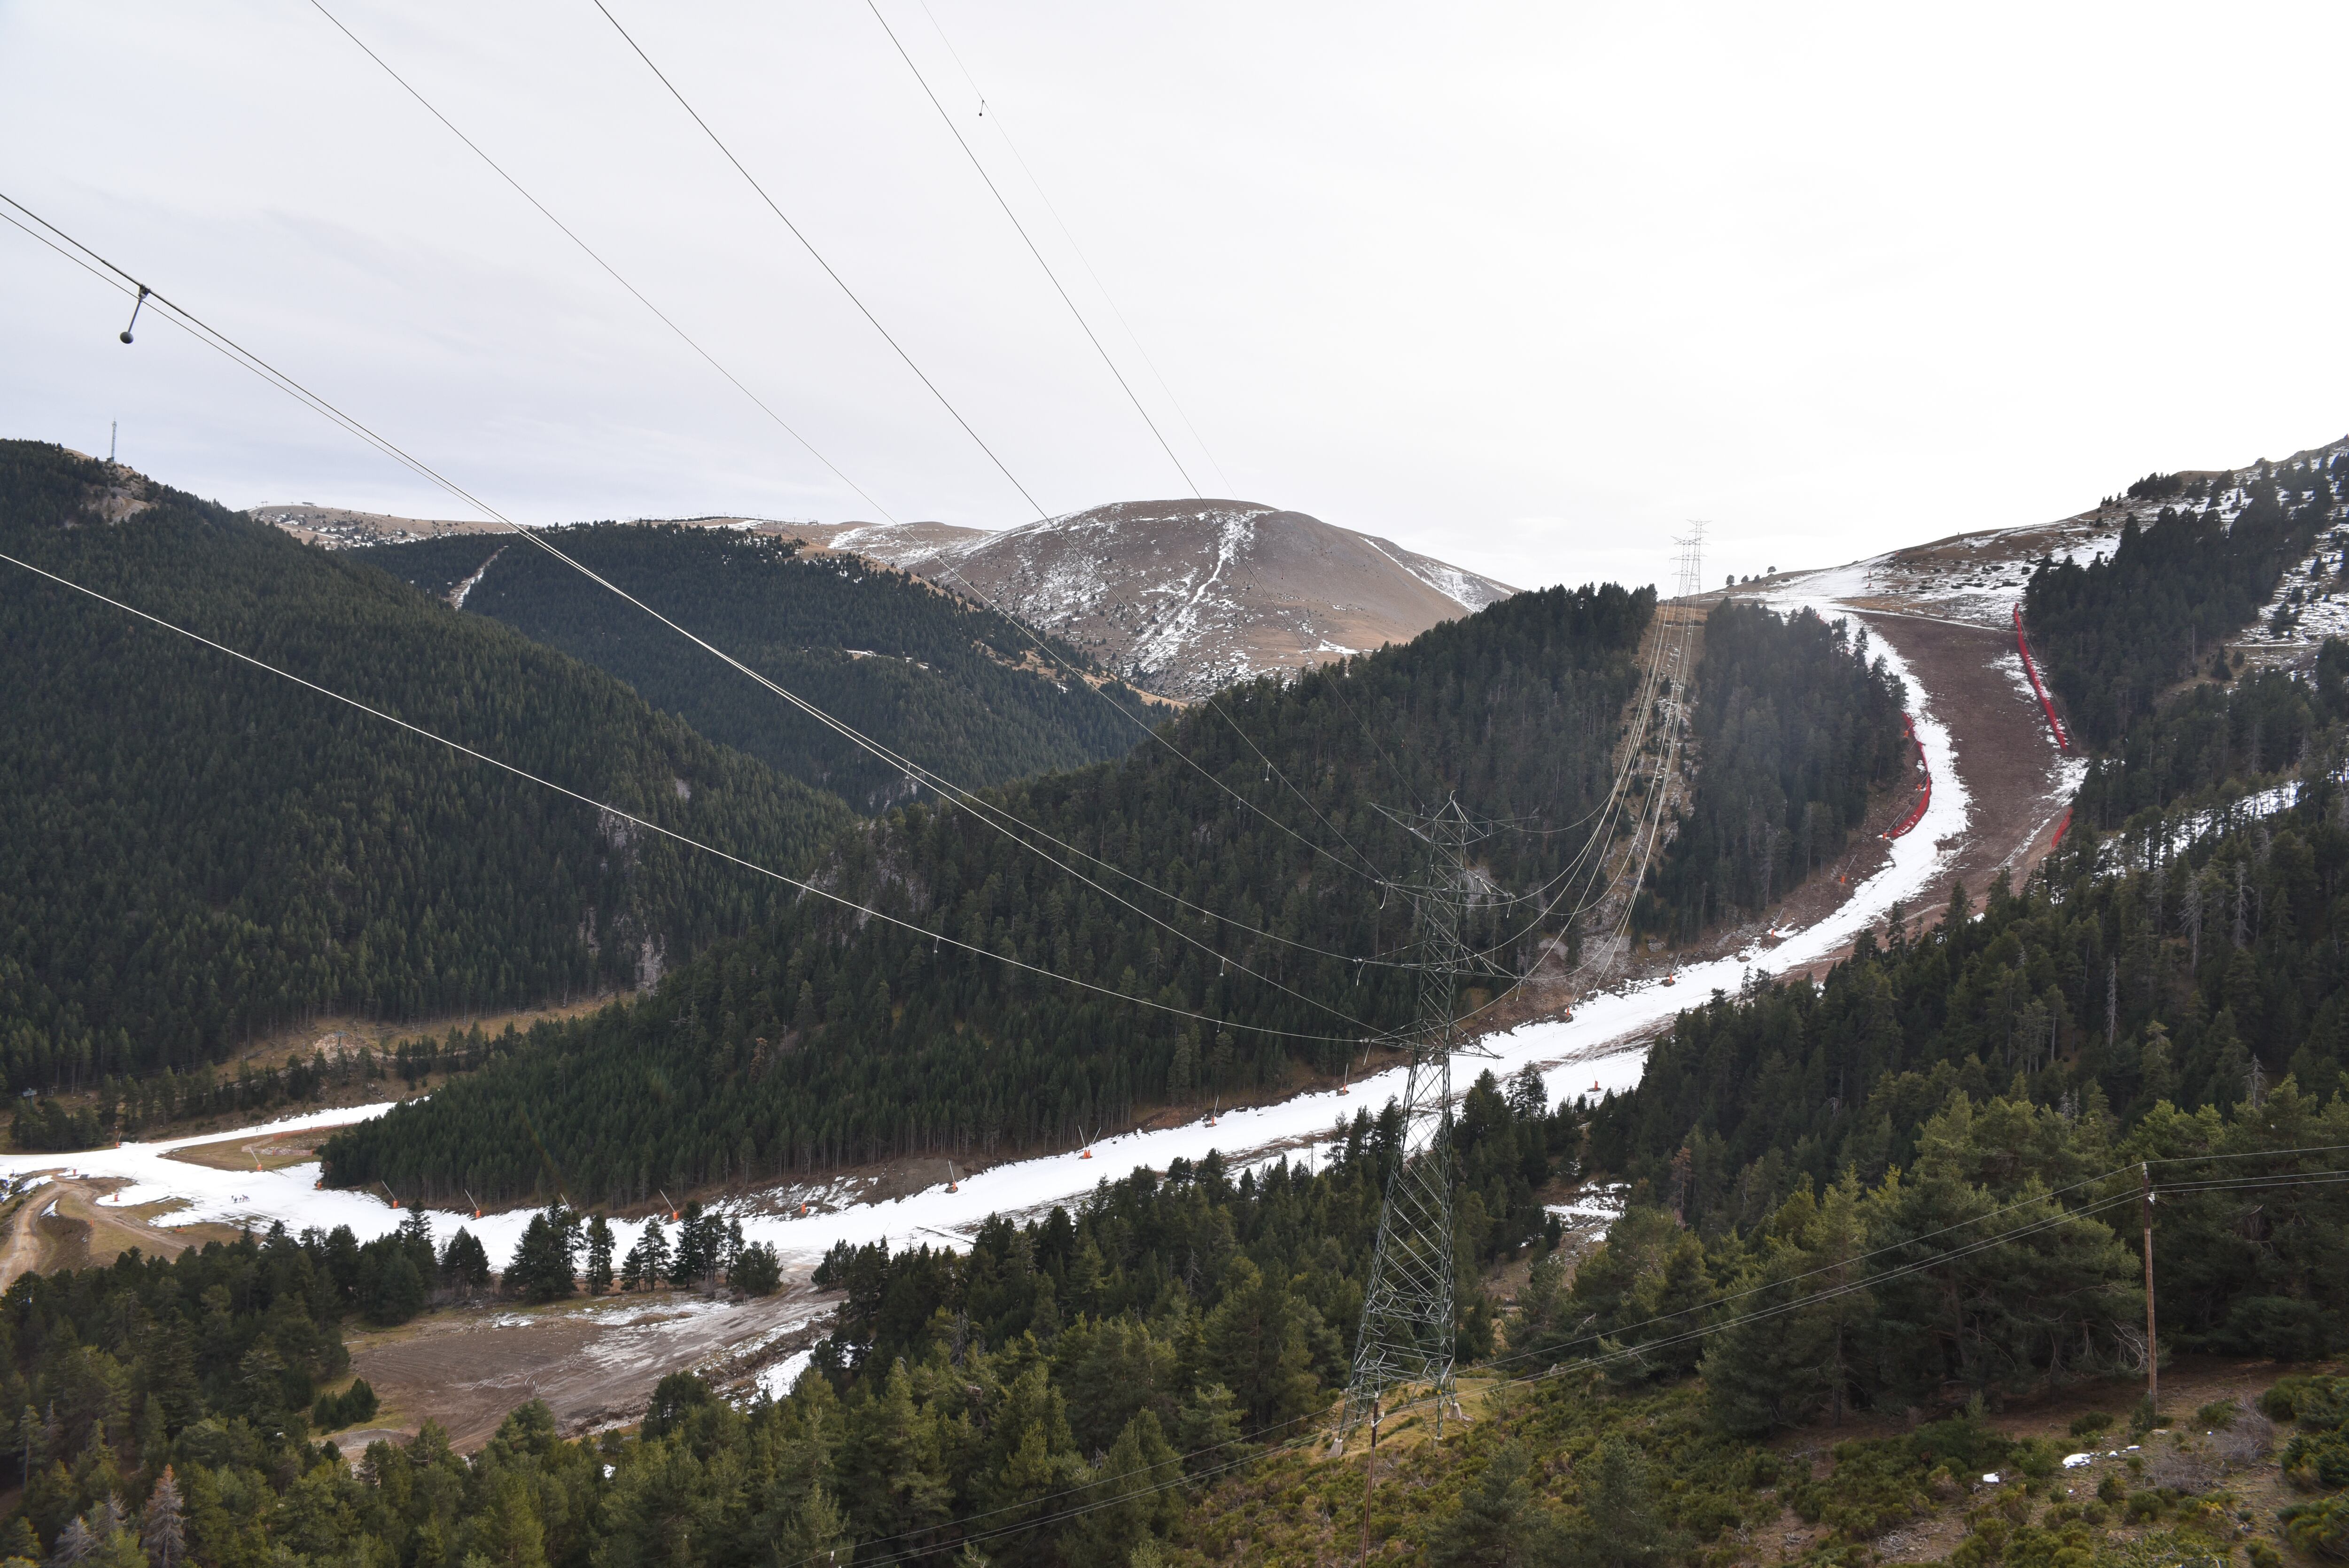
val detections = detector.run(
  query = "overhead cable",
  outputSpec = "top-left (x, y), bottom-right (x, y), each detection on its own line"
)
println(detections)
top-left (0, 544), bottom-right (1374, 1048)
top-left (583, 0), bottom-right (1408, 893)
top-left (305, 0), bottom-right (900, 524)
top-left (913, 0), bottom-right (1235, 496)
top-left (0, 193), bottom-right (1377, 1032)
top-left (291, 15), bottom-right (1409, 967)
top-left (861, 0), bottom-right (1199, 497)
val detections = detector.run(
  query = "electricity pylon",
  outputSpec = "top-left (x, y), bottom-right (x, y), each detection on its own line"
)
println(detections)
top-left (1338, 795), bottom-right (1490, 1444)
top-left (1338, 532), bottom-right (1707, 1447)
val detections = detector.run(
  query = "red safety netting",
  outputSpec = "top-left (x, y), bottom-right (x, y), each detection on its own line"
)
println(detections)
top-left (1885, 714), bottom-right (1931, 839)
top-left (2051, 807), bottom-right (2073, 846)
top-left (2013, 603), bottom-right (2071, 752)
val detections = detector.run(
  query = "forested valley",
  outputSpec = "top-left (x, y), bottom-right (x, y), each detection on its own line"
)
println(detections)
top-left (360, 526), bottom-right (1157, 813)
top-left (322, 586), bottom-right (1906, 1205)
top-left (0, 442), bottom-right (851, 1101)
top-left (29, 431), bottom-right (2349, 1566)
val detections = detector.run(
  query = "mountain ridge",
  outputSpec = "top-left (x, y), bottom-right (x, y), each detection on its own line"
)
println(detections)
top-left (249, 497), bottom-right (1517, 700)
top-left (786, 498), bottom-right (1518, 698)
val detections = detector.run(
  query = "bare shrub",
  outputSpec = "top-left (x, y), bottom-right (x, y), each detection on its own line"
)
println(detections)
top-left (2215, 1402), bottom-right (2278, 1467)
top-left (2143, 1434), bottom-right (2223, 1494)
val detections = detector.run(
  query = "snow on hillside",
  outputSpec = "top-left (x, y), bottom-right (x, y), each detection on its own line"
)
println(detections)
top-left (807, 499), bottom-right (1519, 699)
top-left (0, 573), bottom-right (1964, 1287)
top-left (1766, 435), bottom-right (2348, 641)
top-left (253, 496), bottom-right (1516, 701)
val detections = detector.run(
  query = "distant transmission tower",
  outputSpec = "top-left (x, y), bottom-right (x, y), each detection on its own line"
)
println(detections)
top-left (1338, 795), bottom-right (1496, 1445)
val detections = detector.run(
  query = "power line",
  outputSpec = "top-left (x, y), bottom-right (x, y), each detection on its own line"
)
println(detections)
top-left (912, 0), bottom-right (1235, 496)
top-left (799, 1131), bottom-right (2349, 1568)
top-left (0, 545), bottom-right (1373, 1048)
top-left (305, 0), bottom-right (900, 524)
top-left (1, 191), bottom-right (1421, 1033)
top-left (861, 0), bottom-right (1200, 497)
top-left (0, 194), bottom-right (1378, 1034)
top-left (319, 0), bottom-right (1402, 900)
top-left (580, 0), bottom-right (1408, 893)
top-left (588, 0), bottom-right (1052, 521)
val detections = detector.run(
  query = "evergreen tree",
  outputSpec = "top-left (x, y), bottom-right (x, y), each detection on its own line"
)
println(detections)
top-left (583, 1217), bottom-right (614, 1297)
top-left (1199, 1258), bottom-right (1320, 1433)
top-left (505, 1210), bottom-right (577, 1304)
top-left (1066, 1411), bottom-right (1181, 1568)
top-left (729, 1243), bottom-right (782, 1297)
top-left (1571, 1438), bottom-right (1670, 1568)
top-left (137, 1469), bottom-right (185, 1568)
top-left (1423, 1442), bottom-right (1562, 1568)
top-left (440, 1229), bottom-right (492, 1295)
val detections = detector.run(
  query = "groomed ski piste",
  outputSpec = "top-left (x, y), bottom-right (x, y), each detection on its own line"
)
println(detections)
top-left (0, 583), bottom-right (1972, 1284)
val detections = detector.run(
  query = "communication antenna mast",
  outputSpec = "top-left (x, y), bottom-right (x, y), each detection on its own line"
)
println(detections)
top-left (1338, 794), bottom-right (1501, 1445)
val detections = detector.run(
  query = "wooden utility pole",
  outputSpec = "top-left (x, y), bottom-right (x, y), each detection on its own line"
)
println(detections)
top-left (2140, 1162), bottom-right (2158, 1413)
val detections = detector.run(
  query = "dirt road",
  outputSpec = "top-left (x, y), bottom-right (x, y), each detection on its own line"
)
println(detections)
top-left (0, 1175), bottom-right (231, 1289)
top-left (0, 1186), bottom-right (47, 1290)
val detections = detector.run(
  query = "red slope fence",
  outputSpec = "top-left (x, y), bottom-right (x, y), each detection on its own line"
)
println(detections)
top-left (2013, 602), bottom-right (2071, 752)
top-left (1885, 713), bottom-right (1931, 839)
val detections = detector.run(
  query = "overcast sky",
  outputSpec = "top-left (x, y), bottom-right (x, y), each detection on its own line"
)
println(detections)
top-left (4, 1), bottom-right (2344, 591)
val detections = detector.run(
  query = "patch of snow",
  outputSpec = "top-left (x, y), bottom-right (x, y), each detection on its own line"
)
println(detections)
top-left (1545, 1184), bottom-right (1628, 1226)
top-left (2062, 1453), bottom-right (2094, 1469)
top-left (447, 546), bottom-right (506, 610)
top-left (754, 1349), bottom-right (813, 1402)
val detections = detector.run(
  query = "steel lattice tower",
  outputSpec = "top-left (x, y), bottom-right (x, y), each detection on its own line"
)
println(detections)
top-left (1338, 796), bottom-right (1486, 1444)
top-left (1338, 533), bottom-right (1704, 1448)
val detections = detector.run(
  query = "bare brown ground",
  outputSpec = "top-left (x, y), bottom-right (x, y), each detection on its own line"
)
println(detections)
top-left (0, 1178), bottom-right (242, 1287)
top-left (1860, 610), bottom-right (2075, 900)
top-left (7, 994), bottom-right (622, 1154)
top-left (337, 1285), bottom-right (838, 1452)
top-left (164, 1126), bottom-right (356, 1172)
